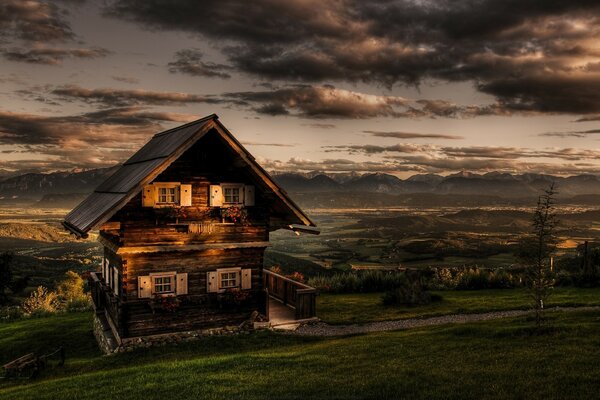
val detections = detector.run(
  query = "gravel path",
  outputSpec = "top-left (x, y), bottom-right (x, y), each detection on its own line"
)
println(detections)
top-left (293, 306), bottom-right (600, 336)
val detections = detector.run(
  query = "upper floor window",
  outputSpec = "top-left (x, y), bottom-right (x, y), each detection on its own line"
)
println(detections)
top-left (209, 184), bottom-right (255, 207)
top-left (222, 184), bottom-right (244, 205)
top-left (157, 186), bottom-right (178, 204)
top-left (142, 182), bottom-right (191, 208)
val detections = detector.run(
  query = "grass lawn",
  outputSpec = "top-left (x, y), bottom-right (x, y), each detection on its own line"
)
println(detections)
top-left (1, 310), bottom-right (600, 399)
top-left (317, 287), bottom-right (600, 324)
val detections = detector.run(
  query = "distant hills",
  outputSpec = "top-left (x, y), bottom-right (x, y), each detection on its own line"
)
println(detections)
top-left (2, 167), bottom-right (600, 207)
top-left (271, 171), bottom-right (600, 198)
top-left (0, 166), bottom-right (118, 203)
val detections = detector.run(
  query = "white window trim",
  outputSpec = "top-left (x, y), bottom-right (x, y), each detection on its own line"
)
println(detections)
top-left (221, 183), bottom-right (245, 206)
top-left (149, 271), bottom-right (177, 296)
top-left (217, 267), bottom-right (241, 291)
top-left (153, 182), bottom-right (181, 207)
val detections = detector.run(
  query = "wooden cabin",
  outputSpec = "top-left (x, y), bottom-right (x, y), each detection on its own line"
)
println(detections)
top-left (63, 114), bottom-right (318, 346)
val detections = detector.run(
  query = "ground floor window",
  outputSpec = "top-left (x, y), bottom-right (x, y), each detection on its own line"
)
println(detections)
top-left (153, 274), bottom-right (175, 294)
top-left (220, 271), bottom-right (239, 289)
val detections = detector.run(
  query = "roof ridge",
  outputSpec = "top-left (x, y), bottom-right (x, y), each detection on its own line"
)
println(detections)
top-left (153, 113), bottom-right (218, 138)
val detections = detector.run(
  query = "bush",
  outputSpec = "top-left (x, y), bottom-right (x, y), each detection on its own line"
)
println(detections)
top-left (381, 276), bottom-right (441, 306)
top-left (56, 270), bottom-right (91, 310)
top-left (429, 267), bottom-right (522, 290)
top-left (0, 305), bottom-right (24, 321)
top-left (22, 286), bottom-right (60, 316)
top-left (308, 270), bottom-right (409, 293)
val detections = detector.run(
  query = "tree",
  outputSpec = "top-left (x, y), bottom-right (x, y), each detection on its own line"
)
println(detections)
top-left (520, 184), bottom-right (558, 327)
top-left (56, 270), bottom-right (90, 309)
top-left (0, 252), bottom-right (13, 305)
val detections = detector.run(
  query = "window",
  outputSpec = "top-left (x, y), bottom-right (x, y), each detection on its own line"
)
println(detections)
top-left (153, 274), bottom-right (175, 294)
top-left (157, 186), bottom-right (178, 204)
top-left (139, 272), bottom-right (187, 298)
top-left (143, 183), bottom-right (192, 207)
top-left (220, 271), bottom-right (239, 289)
top-left (207, 268), bottom-right (251, 293)
top-left (222, 184), bottom-right (244, 205)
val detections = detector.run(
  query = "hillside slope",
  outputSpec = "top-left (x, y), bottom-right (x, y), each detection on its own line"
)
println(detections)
top-left (1, 310), bottom-right (599, 399)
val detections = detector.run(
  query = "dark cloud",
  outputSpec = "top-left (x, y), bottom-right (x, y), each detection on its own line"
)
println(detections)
top-left (50, 84), bottom-right (218, 107)
top-left (221, 85), bottom-right (503, 119)
top-left (326, 144), bottom-right (600, 168)
top-left (479, 75), bottom-right (600, 114)
top-left (260, 157), bottom-right (411, 174)
top-left (241, 142), bottom-right (296, 147)
top-left (105, 0), bottom-right (600, 115)
top-left (539, 129), bottom-right (600, 138)
top-left (3, 46), bottom-right (110, 65)
top-left (365, 130), bottom-right (463, 140)
top-left (0, 107), bottom-right (196, 170)
top-left (221, 85), bottom-right (407, 118)
top-left (168, 49), bottom-right (232, 79)
top-left (261, 155), bottom-right (600, 176)
top-left (302, 123), bottom-right (337, 129)
top-left (575, 115), bottom-right (600, 122)
top-left (325, 144), bottom-right (427, 155)
top-left (0, 0), bottom-right (75, 43)
top-left (111, 76), bottom-right (140, 84)
top-left (0, 1), bottom-right (113, 66)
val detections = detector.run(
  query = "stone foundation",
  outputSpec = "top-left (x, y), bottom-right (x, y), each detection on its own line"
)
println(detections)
top-left (92, 313), bottom-right (264, 354)
top-left (93, 312), bottom-right (119, 354)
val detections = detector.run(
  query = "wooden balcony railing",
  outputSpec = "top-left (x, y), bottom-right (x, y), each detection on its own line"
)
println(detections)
top-left (263, 270), bottom-right (317, 320)
top-left (88, 271), bottom-right (124, 337)
top-left (88, 271), bottom-right (105, 312)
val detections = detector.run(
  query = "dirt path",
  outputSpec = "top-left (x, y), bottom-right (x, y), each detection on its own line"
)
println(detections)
top-left (293, 306), bottom-right (600, 336)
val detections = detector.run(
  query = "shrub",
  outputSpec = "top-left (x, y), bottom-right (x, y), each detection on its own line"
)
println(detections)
top-left (381, 276), bottom-right (441, 306)
top-left (308, 270), bottom-right (413, 294)
top-left (429, 267), bottom-right (522, 290)
top-left (287, 271), bottom-right (305, 283)
top-left (270, 265), bottom-right (283, 274)
top-left (0, 305), bottom-right (23, 321)
top-left (22, 286), bottom-right (59, 316)
top-left (56, 270), bottom-right (91, 310)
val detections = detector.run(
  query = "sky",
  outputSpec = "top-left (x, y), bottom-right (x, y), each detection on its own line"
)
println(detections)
top-left (1, 0), bottom-right (600, 178)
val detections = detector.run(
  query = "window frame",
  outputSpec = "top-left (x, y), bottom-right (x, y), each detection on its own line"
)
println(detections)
top-left (217, 267), bottom-right (241, 291)
top-left (150, 272), bottom-right (177, 296)
top-left (221, 183), bottom-right (245, 206)
top-left (153, 182), bottom-right (181, 206)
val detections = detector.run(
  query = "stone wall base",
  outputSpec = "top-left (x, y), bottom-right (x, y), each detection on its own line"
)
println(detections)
top-left (92, 313), bottom-right (263, 355)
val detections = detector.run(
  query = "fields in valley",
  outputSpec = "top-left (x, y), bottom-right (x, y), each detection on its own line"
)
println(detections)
top-left (2, 201), bottom-right (600, 295)
top-left (269, 205), bottom-right (600, 274)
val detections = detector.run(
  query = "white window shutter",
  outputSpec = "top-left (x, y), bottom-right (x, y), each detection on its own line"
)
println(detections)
top-left (113, 268), bottom-right (119, 295)
top-left (244, 185), bottom-right (255, 206)
top-left (207, 271), bottom-right (218, 293)
top-left (138, 276), bottom-right (152, 298)
top-left (241, 269), bottom-right (252, 289)
top-left (180, 184), bottom-right (192, 206)
top-left (142, 184), bottom-right (155, 207)
top-left (209, 185), bottom-right (223, 207)
top-left (176, 273), bottom-right (188, 295)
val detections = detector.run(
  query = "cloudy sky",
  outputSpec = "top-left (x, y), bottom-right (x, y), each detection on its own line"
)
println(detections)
top-left (1, 0), bottom-right (600, 177)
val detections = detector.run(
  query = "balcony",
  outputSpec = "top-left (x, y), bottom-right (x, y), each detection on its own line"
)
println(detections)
top-left (263, 269), bottom-right (317, 323)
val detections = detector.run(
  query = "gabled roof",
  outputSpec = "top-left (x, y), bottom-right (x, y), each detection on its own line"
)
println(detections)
top-left (63, 114), bottom-right (316, 238)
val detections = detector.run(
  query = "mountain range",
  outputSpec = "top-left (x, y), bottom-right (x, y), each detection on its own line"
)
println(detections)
top-left (2, 167), bottom-right (600, 205)
top-left (271, 171), bottom-right (600, 198)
